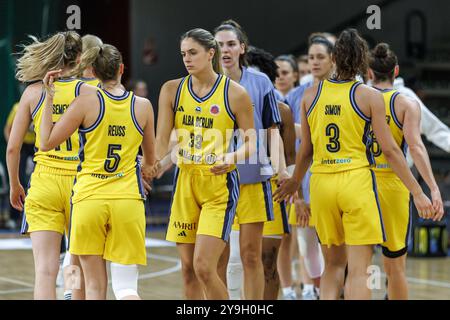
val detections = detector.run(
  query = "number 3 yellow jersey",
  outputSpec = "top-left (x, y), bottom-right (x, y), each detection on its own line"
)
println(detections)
top-left (33, 79), bottom-right (84, 172)
top-left (174, 74), bottom-right (236, 173)
top-left (371, 89), bottom-right (405, 173)
top-left (307, 79), bottom-right (374, 173)
top-left (71, 89), bottom-right (145, 203)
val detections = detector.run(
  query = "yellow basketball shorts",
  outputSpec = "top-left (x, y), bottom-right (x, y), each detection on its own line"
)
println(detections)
top-left (310, 168), bottom-right (386, 246)
top-left (375, 173), bottom-right (411, 257)
top-left (69, 198), bottom-right (146, 265)
top-left (231, 179), bottom-right (274, 232)
top-left (166, 166), bottom-right (240, 244)
top-left (22, 164), bottom-right (76, 235)
top-left (263, 178), bottom-right (290, 236)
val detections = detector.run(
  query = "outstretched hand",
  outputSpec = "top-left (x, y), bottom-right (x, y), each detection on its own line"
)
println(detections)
top-left (273, 177), bottom-right (300, 203)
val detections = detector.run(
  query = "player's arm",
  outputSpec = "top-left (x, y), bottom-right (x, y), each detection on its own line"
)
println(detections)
top-left (273, 88), bottom-right (314, 202)
top-left (294, 123), bottom-right (302, 140)
top-left (155, 80), bottom-right (179, 162)
top-left (264, 88), bottom-right (286, 177)
top-left (268, 125), bottom-right (286, 175)
top-left (401, 96), bottom-right (444, 220)
top-left (135, 97), bottom-right (156, 181)
top-left (227, 81), bottom-right (256, 162)
top-left (6, 86), bottom-right (37, 211)
top-left (368, 88), bottom-right (434, 219)
top-left (278, 102), bottom-right (296, 167)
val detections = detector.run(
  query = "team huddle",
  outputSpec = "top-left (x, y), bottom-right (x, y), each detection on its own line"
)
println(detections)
top-left (6, 20), bottom-right (445, 300)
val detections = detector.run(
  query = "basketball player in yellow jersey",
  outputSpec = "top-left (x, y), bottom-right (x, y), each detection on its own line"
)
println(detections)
top-left (78, 34), bottom-right (103, 87)
top-left (39, 44), bottom-right (155, 300)
top-left (156, 28), bottom-right (255, 300)
top-left (368, 43), bottom-right (444, 299)
top-left (7, 31), bottom-right (99, 300)
top-left (274, 29), bottom-right (436, 300)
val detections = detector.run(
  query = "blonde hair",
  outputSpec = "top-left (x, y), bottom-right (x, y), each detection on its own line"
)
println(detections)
top-left (78, 34), bottom-right (103, 77)
top-left (74, 44), bottom-right (123, 82)
top-left (16, 31), bottom-right (82, 82)
top-left (82, 34), bottom-right (103, 52)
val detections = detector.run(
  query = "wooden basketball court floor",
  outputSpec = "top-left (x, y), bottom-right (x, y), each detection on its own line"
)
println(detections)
top-left (1, 231), bottom-right (449, 300)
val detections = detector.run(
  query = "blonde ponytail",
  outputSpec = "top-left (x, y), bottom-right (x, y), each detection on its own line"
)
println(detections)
top-left (16, 31), bottom-right (82, 82)
top-left (73, 46), bottom-right (102, 78)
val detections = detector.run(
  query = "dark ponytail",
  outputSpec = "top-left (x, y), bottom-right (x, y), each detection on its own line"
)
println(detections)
top-left (333, 28), bottom-right (369, 80)
top-left (369, 43), bottom-right (398, 82)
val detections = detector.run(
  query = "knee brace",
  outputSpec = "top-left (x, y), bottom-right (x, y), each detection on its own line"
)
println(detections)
top-left (228, 230), bottom-right (242, 264)
top-left (297, 227), bottom-right (325, 279)
top-left (110, 263), bottom-right (139, 300)
top-left (62, 251), bottom-right (71, 269)
top-left (227, 230), bottom-right (243, 299)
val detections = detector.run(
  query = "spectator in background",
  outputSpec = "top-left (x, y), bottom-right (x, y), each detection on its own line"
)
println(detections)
top-left (274, 55), bottom-right (299, 98)
top-left (3, 99), bottom-right (35, 229)
top-left (296, 54), bottom-right (310, 80)
top-left (126, 79), bottom-right (148, 98)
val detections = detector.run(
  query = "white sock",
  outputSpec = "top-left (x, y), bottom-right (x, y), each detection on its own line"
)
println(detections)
top-left (282, 286), bottom-right (295, 296)
top-left (303, 284), bottom-right (314, 293)
top-left (63, 290), bottom-right (72, 300)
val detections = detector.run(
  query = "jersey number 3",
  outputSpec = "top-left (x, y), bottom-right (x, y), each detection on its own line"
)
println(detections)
top-left (326, 123), bottom-right (340, 153)
top-left (104, 144), bottom-right (122, 173)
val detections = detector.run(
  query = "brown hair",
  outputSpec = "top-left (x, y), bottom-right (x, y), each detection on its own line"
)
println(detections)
top-left (369, 43), bottom-right (398, 83)
top-left (74, 44), bottom-right (123, 82)
top-left (333, 28), bottom-right (369, 80)
top-left (181, 28), bottom-right (223, 74)
top-left (16, 31), bottom-right (82, 82)
top-left (214, 19), bottom-right (249, 67)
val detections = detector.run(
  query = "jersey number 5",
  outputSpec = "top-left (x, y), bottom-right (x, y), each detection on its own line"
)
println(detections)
top-left (104, 144), bottom-right (122, 173)
top-left (326, 123), bottom-right (340, 153)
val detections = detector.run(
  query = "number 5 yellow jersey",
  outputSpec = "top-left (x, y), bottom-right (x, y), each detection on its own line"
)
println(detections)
top-left (307, 79), bottom-right (374, 174)
top-left (71, 89), bottom-right (145, 203)
top-left (33, 79), bottom-right (84, 172)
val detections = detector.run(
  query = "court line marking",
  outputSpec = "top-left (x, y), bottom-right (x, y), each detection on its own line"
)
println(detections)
top-left (0, 276), bottom-right (34, 288)
top-left (0, 253), bottom-right (181, 296)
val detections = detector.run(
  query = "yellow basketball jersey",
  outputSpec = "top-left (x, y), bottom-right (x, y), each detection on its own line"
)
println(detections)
top-left (33, 79), bottom-right (84, 171)
top-left (308, 79), bottom-right (374, 173)
top-left (80, 77), bottom-right (101, 88)
top-left (174, 74), bottom-right (236, 173)
top-left (371, 89), bottom-right (405, 173)
top-left (7, 102), bottom-right (35, 144)
top-left (71, 89), bottom-right (145, 203)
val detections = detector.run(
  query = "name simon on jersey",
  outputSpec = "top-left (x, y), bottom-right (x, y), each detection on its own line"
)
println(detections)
top-left (182, 115), bottom-right (214, 129)
top-left (108, 125), bottom-right (127, 137)
top-left (53, 104), bottom-right (69, 115)
top-left (325, 105), bottom-right (341, 116)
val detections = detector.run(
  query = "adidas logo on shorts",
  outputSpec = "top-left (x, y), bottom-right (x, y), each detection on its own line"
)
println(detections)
top-left (178, 231), bottom-right (187, 237)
